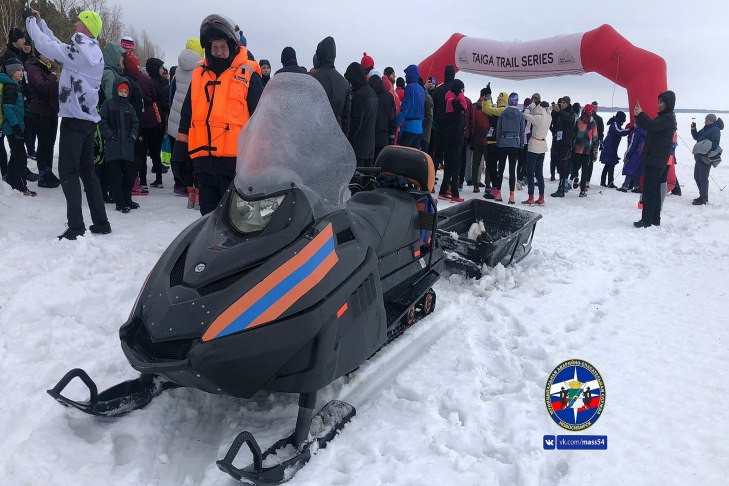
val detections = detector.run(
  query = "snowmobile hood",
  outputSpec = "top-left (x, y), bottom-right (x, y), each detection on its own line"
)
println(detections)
top-left (234, 73), bottom-right (356, 218)
top-left (714, 118), bottom-right (724, 131)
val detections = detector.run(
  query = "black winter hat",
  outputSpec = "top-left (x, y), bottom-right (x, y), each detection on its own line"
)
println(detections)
top-left (259, 59), bottom-right (270, 67)
top-left (616, 111), bottom-right (627, 124)
top-left (444, 64), bottom-right (456, 82)
top-left (281, 46), bottom-right (297, 65)
top-left (450, 79), bottom-right (464, 94)
top-left (9, 27), bottom-right (24, 44)
top-left (658, 90), bottom-right (676, 112)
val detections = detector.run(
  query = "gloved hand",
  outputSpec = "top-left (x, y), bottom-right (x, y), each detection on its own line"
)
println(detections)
top-left (23, 8), bottom-right (34, 20)
top-left (172, 140), bottom-right (191, 165)
top-left (484, 82), bottom-right (491, 97)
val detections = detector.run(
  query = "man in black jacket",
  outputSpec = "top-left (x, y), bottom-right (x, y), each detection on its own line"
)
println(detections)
top-left (550, 96), bottom-right (575, 197)
top-left (310, 37), bottom-right (350, 135)
top-left (633, 90), bottom-right (676, 227)
top-left (431, 64), bottom-right (455, 169)
top-left (368, 74), bottom-right (396, 162)
top-left (344, 62), bottom-right (377, 166)
top-left (275, 47), bottom-right (307, 74)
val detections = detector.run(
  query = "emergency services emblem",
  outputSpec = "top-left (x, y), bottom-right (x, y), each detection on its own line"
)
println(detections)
top-left (545, 359), bottom-right (605, 431)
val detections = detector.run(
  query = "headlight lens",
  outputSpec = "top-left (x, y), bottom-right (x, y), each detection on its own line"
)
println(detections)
top-left (230, 192), bottom-right (285, 234)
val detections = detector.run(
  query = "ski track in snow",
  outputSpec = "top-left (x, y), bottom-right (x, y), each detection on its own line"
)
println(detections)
top-left (1, 113), bottom-right (728, 485)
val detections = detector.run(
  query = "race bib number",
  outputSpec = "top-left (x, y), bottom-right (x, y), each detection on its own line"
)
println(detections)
top-left (487, 127), bottom-right (495, 137)
top-left (556, 131), bottom-right (563, 141)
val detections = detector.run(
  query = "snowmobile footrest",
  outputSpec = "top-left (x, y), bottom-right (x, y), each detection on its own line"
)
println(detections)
top-left (47, 368), bottom-right (179, 417)
top-left (217, 399), bottom-right (356, 484)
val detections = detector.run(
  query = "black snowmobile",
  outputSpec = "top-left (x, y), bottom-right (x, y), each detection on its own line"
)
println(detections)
top-left (48, 75), bottom-right (444, 484)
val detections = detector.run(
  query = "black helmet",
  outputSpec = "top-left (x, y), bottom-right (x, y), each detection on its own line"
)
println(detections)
top-left (200, 14), bottom-right (239, 45)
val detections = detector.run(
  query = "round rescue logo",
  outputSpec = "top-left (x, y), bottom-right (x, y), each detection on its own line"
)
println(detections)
top-left (545, 359), bottom-right (605, 431)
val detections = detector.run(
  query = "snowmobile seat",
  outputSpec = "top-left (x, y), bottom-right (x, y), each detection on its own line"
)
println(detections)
top-left (347, 188), bottom-right (420, 257)
top-left (375, 145), bottom-right (435, 192)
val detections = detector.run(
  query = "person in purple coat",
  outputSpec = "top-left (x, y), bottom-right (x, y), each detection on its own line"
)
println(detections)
top-left (25, 50), bottom-right (60, 187)
top-left (599, 111), bottom-right (630, 188)
top-left (617, 123), bottom-right (645, 192)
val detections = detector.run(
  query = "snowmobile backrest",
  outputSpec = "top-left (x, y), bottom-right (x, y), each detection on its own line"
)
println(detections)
top-left (375, 146), bottom-right (435, 192)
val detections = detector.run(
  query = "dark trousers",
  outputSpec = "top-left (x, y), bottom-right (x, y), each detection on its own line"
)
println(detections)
top-left (439, 142), bottom-right (462, 198)
top-left (486, 144), bottom-right (499, 187)
top-left (196, 171), bottom-right (233, 216)
top-left (693, 156), bottom-right (711, 203)
top-left (471, 143), bottom-right (489, 188)
top-left (168, 137), bottom-right (185, 189)
top-left (573, 154), bottom-right (592, 191)
top-left (517, 145), bottom-right (528, 181)
top-left (24, 113), bottom-right (37, 156)
top-left (601, 165), bottom-right (615, 186)
top-left (6, 135), bottom-right (28, 192)
top-left (526, 151), bottom-right (545, 196)
top-left (420, 138), bottom-right (429, 153)
top-left (550, 142), bottom-right (558, 178)
top-left (356, 157), bottom-right (373, 168)
top-left (555, 146), bottom-right (571, 180)
top-left (433, 127), bottom-right (445, 168)
top-left (35, 115), bottom-right (58, 176)
top-left (96, 160), bottom-right (111, 198)
top-left (59, 118), bottom-right (108, 231)
top-left (0, 135), bottom-right (7, 176)
top-left (399, 131), bottom-right (422, 149)
top-left (141, 126), bottom-right (164, 181)
top-left (497, 146), bottom-right (519, 191)
top-left (108, 159), bottom-right (136, 209)
top-left (641, 166), bottom-right (663, 225)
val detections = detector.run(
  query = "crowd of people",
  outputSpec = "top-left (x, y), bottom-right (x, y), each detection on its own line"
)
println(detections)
top-left (0, 8), bottom-right (723, 239)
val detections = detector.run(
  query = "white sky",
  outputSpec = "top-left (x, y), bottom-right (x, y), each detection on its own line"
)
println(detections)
top-left (108, 0), bottom-right (728, 110)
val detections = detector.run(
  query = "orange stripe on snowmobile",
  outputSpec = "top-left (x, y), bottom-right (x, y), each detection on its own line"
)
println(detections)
top-left (202, 224), bottom-right (335, 341)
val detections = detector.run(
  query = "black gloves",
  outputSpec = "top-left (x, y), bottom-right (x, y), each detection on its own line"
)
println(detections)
top-left (484, 82), bottom-right (491, 98)
top-left (172, 140), bottom-right (190, 165)
top-left (23, 9), bottom-right (35, 20)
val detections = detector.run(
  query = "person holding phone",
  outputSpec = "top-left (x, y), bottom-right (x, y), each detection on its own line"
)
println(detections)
top-left (691, 114), bottom-right (723, 205)
top-left (632, 91), bottom-right (677, 228)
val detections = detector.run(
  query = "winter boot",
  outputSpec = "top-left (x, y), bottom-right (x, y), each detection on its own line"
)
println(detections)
top-left (193, 188), bottom-right (200, 210)
top-left (551, 182), bottom-right (565, 198)
top-left (579, 190), bottom-right (587, 197)
top-left (522, 195), bottom-right (534, 205)
top-left (89, 221), bottom-right (112, 235)
top-left (187, 187), bottom-right (195, 209)
top-left (495, 189), bottom-right (503, 202)
top-left (508, 191), bottom-right (515, 204)
top-left (536, 194), bottom-right (545, 206)
top-left (483, 187), bottom-right (496, 200)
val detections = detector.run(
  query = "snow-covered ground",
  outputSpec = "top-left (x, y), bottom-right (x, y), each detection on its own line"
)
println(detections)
top-left (1, 113), bottom-right (728, 485)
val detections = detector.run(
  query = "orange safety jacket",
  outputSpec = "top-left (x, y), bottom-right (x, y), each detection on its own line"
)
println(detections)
top-left (187, 47), bottom-right (261, 159)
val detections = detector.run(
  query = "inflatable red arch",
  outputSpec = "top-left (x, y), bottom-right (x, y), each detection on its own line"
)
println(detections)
top-left (419, 24), bottom-right (676, 188)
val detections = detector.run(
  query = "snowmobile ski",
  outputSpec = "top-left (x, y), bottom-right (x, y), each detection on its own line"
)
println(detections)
top-left (217, 394), bottom-right (355, 485)
top-left (47, 368), bottom-right (179, 417)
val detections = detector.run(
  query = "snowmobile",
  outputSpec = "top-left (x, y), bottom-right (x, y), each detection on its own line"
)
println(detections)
top-left (48, 75), bottom-right (444, 484)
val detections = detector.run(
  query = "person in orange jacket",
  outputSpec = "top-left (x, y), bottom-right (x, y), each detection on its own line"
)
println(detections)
top-left (173, 15), bottom-right (263, 216)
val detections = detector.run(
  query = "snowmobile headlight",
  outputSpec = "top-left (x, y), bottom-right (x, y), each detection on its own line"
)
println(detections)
top-left (229, 193), bottom-right (285, 234)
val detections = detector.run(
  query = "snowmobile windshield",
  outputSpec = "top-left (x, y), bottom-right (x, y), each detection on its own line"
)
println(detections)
top-left (234, 73), bottom-right (357, 219)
